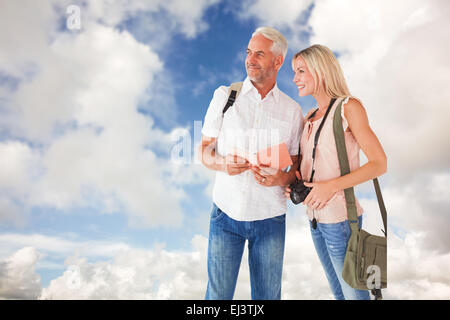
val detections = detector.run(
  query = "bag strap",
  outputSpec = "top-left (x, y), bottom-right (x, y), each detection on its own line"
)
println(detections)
top-left (373, 178), bottom-right (387, 236)
top-left (333, 98), bottom-right (387, 236)
top-left (223, 82), bottom-right (243, 115)
top-left (332, 99), bottom-right (359, 232)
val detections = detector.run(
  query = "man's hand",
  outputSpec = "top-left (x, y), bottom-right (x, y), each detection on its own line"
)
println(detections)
top-left (224, 154), bottom-right (251, 176)
top-left (251, 164), bottom-right (284, 186)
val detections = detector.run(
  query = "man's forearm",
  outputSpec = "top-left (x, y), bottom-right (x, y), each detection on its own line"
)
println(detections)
top-left (271, 163), bottom-right (298, 186)
top-left (198, 144), bottom-right (225, 172)
top-left (279, 156), bottom-right (300, 186)
top-left (279, 168), bottom-right (297, 186)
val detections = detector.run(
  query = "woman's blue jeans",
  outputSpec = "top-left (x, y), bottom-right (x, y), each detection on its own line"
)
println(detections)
top-left (205, 203), bottom-right (285, 300)
top-left (310, 216), bottom-right (370, 300)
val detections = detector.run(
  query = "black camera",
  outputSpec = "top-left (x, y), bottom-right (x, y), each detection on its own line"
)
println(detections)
top-left (289, 180), bottom-right (311, 205)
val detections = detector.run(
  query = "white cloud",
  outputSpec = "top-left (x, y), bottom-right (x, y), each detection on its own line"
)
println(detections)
top-left (386, 231), bottom-right (450, 299)
top-left (0, 141), bottom-right (40, 194)
top-left (0, 247), bottom-right (42, 300)
top-left (237, 0), bottom-right (313, 52)
top-left (281, 210), bottom-right (336, 299)
top-left (161, 0), bottom-right (221, 38)
top-left (0, 24), bottom-right (186, 227)
top-left (239, 0), bottom-right (313, 29)
top-left (0, 233), bottom-right (131, 261)
top-left (6, 23), bottom-right (163, 143)
top-left (38, 235), bottom-right (209, 300)
top-left (0, 197), bottom-right (26, 228)
top-left (0, 0), bottom-right (222, 296)
top-left (81, 0), bottom-right (220, 39)
top-left (0, 141), bottom-right (40, 226)
top-left (0, 0), bottom-right (58, 77)
top-left (0, 0), bottom-right (221, 228)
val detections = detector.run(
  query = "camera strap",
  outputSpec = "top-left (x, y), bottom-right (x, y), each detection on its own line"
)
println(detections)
top-left (308, 98), bottom-right (336, 183)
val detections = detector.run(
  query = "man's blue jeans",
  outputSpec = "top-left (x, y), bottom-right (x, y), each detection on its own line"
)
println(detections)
top-left (205, 203), bottom-right (285, 300)
top-left (310, 216), bottom-right (370, 300)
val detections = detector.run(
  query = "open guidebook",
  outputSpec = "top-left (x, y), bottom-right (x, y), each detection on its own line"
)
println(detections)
top-left (233, 142), bottom-right (293, 175)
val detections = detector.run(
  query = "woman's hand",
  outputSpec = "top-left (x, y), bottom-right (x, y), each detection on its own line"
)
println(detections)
top-left (303, 180), bottom-right (337, 210)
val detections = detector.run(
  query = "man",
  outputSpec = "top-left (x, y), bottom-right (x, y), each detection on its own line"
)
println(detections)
top-left (199, 26), bottom-right (304, 300)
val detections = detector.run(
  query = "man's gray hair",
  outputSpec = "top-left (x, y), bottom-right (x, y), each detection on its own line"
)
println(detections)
top-left (252, 26), bottom-right (288, 60)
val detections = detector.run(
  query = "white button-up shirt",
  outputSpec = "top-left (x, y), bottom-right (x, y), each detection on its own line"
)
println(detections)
top-left (202, 77), bottom-right (304, 221)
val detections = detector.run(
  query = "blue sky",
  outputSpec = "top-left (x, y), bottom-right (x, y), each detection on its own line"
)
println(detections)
top-left (1, 0), bottom-right (450, 300)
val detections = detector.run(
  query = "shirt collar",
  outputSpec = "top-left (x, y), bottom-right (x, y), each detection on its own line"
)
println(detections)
top-left (241, 77), bottom-right (280, 103)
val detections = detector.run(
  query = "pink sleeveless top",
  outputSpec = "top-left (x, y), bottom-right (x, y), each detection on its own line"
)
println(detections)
top-left (300, 97), bottom-right (364, 223)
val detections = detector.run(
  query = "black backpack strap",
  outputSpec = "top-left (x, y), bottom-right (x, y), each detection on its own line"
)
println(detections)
top-left (223, 82), bottom-right (243, 115)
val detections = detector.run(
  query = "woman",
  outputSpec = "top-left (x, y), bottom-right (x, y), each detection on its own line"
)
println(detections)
top-left (286, 44), bottom-right (387, 300)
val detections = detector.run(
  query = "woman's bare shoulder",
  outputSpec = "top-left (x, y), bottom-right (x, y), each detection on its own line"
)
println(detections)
top-left (344, 97), bottom-right (370, 129)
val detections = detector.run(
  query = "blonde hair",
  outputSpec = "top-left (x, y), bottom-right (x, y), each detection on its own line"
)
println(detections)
top-left (293, 44), bottom-right (351, 99)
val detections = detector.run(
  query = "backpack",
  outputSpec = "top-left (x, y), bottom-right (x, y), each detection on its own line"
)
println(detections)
top-left (222, 82), bottom-right (243, 115)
